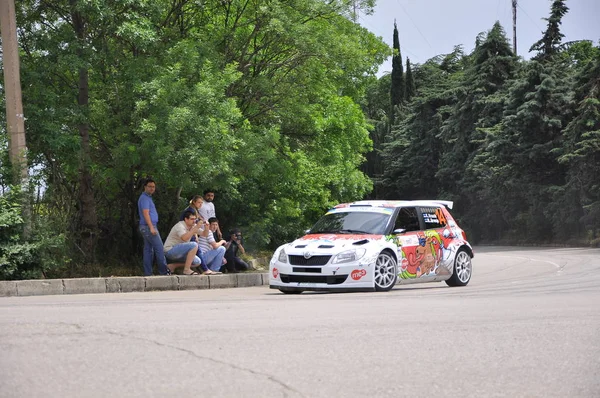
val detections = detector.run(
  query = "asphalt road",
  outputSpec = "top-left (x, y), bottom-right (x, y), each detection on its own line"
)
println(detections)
top-left (1, 246), bottom-right (599, 398)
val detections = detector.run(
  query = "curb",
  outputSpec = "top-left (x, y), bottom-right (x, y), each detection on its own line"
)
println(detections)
top-left (0, 272), bottom-right (270, 298)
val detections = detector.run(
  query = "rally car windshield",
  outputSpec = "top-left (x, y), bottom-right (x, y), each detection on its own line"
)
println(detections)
top-left (309, 211), bottom-right (391, 235)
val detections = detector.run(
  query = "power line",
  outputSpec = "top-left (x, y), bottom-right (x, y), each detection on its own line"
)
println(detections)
top-left (395, 0), bottom-right (434, 52)
top-left (356, 13), bottom-right (421, 62)
top-left (517, 2), bottom-right (544, 32)
top-left (496, 0), bottom-right (506, 21)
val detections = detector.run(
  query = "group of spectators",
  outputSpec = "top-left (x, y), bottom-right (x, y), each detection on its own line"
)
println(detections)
top-left (137, 178), bottom-right (250, 276)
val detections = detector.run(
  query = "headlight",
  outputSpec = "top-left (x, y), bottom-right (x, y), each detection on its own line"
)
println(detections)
top-left (277, 247), bottom-right (288, 263)
top-left (332, 248), bottom-right (366, 264)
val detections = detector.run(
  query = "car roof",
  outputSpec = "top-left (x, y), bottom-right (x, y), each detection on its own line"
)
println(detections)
top-left (334, 200), bottom-right (454, 210)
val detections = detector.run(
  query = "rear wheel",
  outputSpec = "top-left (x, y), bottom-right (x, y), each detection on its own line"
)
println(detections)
top-left (445, 249), bottom-right (472, 287)
top-left (374, 251), bottom-right (397, 292)
top-left (278, 287), bottom-right (303, 294)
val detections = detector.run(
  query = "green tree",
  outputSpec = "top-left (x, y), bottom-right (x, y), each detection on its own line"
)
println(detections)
top-left (204, 0), bottom-right (388, 245)
top-left (555, 48), bottom-right (600, 242)
top-left (390, 20), bottom-right (405, 122)
top-left (16, 0), bottom-right (246, 261)
top-left (436, 23), bottom-right (517, 239)
top-left (485, 0), bottom-right (573, 241)
top-left (530, 0), bottom-right (568, 61)
top-left (483, 58), bottom-right (573, 241)
top-left (563, 40), bottom-right (599, 69)
top-left (380, 52), bottom-right (465, 200)
top-left (12, 0), bottom-right (389, 268)
top-left (16, 0), bottom-right (105, 261)
top-left (361, 74), bottom-right (391, 198)
top-left (343, 0), bottom-right (376, 22)
top-left (405, 58), bottom-right (415, 101)
top-left (0, 189), bottom-right (69, 280)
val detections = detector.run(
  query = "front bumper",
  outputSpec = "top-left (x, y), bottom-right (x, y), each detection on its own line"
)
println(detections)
top-left (269, 260), bottom-right (375, 291)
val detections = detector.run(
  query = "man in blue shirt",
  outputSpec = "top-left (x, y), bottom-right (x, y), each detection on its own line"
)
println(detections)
top-left (138, 178), bottom-right (170, 276)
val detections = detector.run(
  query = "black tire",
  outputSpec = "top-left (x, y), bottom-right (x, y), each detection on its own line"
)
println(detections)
top-left (278, 287), bottom-right (303, 294)
top-left (445, 248), bottom-right (472, 287)
top-left (374, 251), bottom-right (397, 292)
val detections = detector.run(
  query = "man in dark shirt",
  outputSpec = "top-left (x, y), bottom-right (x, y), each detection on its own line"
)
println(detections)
top-left (137, 178), bottom-right (170, 276)
top-left (224, 229), bottom-right (250, 273)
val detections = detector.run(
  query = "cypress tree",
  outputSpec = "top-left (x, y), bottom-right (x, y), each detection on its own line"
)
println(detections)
top-left (390, 20), bottom-right (404, 121)
top-left (405, 57), bottom-right (415, 101)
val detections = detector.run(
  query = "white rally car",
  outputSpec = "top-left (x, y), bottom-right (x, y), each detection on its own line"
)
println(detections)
top-left (269, 200), bottom-right (474, 293)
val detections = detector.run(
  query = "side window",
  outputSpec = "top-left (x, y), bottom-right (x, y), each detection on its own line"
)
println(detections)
top-left (393, 207), bottom-right (420, 232)
top-left (420, 206), bottom-right (447, 229)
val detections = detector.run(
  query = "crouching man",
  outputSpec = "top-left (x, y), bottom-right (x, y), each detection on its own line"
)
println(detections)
top-left (164, 210), bottom-right (218, 275)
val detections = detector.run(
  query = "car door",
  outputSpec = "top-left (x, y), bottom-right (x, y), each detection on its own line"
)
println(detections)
top-left (390, 206), bottom-right (426, 281)
top-left (415, 206), bottom-right (453, 279)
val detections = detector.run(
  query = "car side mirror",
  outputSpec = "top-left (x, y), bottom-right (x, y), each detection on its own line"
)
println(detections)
top-left (393, 228), bottom-right (406, 234)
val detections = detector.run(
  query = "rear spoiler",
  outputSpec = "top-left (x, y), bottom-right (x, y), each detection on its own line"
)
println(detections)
top-left (414, 200), bottom-right (454, 209)
top-left (434, 200), bottom-right (453, 209)
top-left (336, 200), bottom-right (454, 209)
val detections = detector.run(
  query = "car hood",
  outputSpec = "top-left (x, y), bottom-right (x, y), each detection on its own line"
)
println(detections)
top-left (285, 233), bottom-right (384, 253)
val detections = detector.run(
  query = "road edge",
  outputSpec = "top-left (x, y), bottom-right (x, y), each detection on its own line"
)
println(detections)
top-left (0, 272), bottom-right (270, 297)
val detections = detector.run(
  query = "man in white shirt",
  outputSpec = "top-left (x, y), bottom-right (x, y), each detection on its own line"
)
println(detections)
top-left (198, 189), bottom-right (222, 241)
top-left (198, 189), bottom-right (216, 220)
top-left (164, 210), bottom-right (219, 275)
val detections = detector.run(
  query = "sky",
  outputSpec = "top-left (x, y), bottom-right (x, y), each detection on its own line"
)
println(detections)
top-left (358, 0), bottom-right (600, 75)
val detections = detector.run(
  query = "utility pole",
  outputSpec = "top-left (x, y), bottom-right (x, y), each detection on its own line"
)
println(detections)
top-left (1, 0), bottom-right (31, 238)
top-left (0, 0), bottom-right (28, 185)
top-left (512, 0), bottom-right (518, 55)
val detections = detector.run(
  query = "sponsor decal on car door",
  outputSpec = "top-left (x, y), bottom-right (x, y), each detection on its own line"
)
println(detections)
top-left (417, 207), bottom-right (453, 277)
top-left (392, 206), bottom-right (453, 279)
top-left (396, 233), bottom-right (422, 279)
top-left (387, 206), bottom-right (427, 280)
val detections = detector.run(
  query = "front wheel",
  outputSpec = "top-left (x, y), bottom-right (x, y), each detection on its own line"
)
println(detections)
top-left (374, 251), bottom-right (397, 292)
top-left (445, 249), bottom-right (472, 287)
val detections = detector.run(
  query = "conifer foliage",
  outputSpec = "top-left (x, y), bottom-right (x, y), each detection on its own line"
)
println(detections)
top-left (390, 20), bottom-right (405, 121)
top-left (405, 58), bottom-right (415, 101)
top-left (530, 0), bottom-right (569, 60)
top-left (373, 3), bottom-right (599, 246)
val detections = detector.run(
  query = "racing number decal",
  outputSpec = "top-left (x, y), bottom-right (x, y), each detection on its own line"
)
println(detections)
top-left (435, 208), bottom-right (447, 226)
